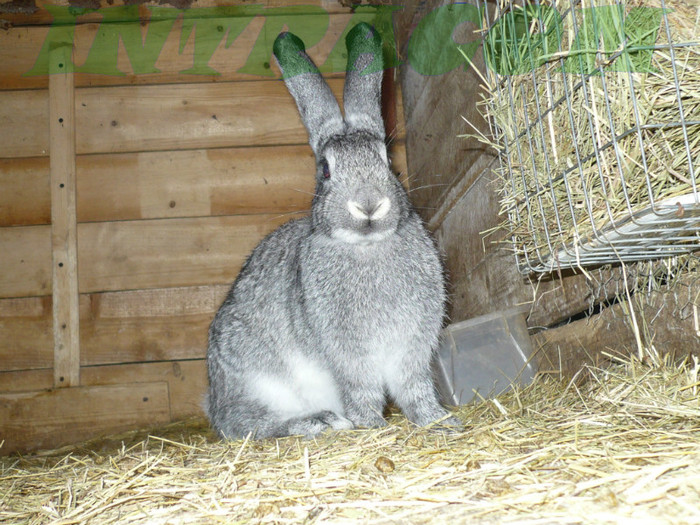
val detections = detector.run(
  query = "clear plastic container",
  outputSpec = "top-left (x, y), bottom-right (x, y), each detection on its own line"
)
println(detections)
top-left (432, 306), bottom-right (536, 406)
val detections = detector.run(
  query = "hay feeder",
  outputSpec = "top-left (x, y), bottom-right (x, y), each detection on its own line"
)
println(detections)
top-left (479, 0), bottom-right (700, 272)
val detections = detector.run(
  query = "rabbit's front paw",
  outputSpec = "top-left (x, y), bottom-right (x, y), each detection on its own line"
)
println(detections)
top-left (427, 414), bottom-right (464, 433)
top-left (286, 410), bottom-right (354, 438)
top-left (348, 413), bottom-right (387, 429)
top-left (322, 411), bottom-right (355, 431)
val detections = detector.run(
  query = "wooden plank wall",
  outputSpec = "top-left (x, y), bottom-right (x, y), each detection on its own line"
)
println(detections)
top-left (0, 0), bottom-right (408, 454)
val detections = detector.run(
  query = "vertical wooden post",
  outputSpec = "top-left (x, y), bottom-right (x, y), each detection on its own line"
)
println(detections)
top-left (49, 44), bottom-right (80, 388)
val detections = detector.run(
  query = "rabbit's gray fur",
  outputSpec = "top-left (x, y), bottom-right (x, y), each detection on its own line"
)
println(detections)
top-left (206, 23), bottom-right (460, 440)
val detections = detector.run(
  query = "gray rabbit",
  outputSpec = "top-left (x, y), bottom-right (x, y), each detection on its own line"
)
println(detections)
top-left (206, 23), bottom-right (460, 439)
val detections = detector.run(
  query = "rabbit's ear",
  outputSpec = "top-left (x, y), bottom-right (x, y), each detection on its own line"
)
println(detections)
top-left (343, 23), bottom-right (385, 140)
top-left (274, 32), bottom-right (344, 156)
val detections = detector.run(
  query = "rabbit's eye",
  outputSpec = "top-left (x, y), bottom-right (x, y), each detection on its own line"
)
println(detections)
top-left (321, 160), bottom-right (331, 179)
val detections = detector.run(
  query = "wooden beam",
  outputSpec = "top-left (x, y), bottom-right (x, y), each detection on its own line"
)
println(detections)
top-left (533, 281), bottom-right (700, 375)
top-left (0, 0), bottom-right (351, 27)
top-left (49, 44), bottom-right (80, 388)
top-left (399, 49), bottom-right (491, 219)
top-left (0, 382), bottom-right (170, 455)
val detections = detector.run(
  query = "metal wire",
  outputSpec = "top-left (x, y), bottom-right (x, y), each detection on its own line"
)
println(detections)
top-left (478, 0), bottom-right (700, 273)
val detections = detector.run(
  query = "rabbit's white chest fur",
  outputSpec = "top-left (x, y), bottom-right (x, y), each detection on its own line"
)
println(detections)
top-left (250, 353), bottom-right (345, 418)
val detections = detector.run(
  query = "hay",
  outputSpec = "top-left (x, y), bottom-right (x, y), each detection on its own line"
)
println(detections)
top-left (3, 354), bottom-right (700, 524)
top-left (479, 0), bottom-right (700, 270)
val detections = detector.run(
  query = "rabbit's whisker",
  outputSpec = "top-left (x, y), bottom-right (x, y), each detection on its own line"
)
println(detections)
top-left (386, 132), bottom-right (401, 144)
top-left (291, 188), bottom-right (321, 198)
top-left (267, 210), bottom-right (308, 222)
top-left (407, 183), bottom-right (449, 193)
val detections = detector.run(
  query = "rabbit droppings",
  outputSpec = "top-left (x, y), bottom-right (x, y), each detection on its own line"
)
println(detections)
top-left (206, 23), bottom-right (461, 440)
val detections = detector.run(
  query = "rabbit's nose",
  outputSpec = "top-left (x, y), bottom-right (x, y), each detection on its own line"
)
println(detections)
top-left (347, 197), bottom-right (391, 221)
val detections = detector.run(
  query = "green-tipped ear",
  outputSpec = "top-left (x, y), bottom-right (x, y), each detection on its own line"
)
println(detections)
top-left (343, 23), bottom-right (385, 139)
top-left (272, 31), bottom-right (344, 156)
top-left (345, 22), bottom-right (384, 76)
top-left (273, 31), bottom-right (319, 80)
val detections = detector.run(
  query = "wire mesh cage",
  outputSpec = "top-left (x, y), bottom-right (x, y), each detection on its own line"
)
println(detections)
top-left (477, 0), bottom-right (700, 273)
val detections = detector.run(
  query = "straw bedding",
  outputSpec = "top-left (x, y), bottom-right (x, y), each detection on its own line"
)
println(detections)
top-left (2, 352), bottom-right (700, 524)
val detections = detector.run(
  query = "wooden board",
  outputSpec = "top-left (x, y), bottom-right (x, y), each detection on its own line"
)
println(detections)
top-left (0, 286), bottom-right (225, 371)
top-left (0, 90), bottom-right (48, 158)
top-left (0, 148), bottom-right (313, 226)
top-left (533, 284), bottom-right (700, 375)
top-left (0, 361), bottom-right (207, 421)
top-left (0, 214), bottom-right (287, 298)
top-left (0, 139), bottom-right (406, 227)
top-left (0, 157), bottom-right (50, 226)
top-left (0, 288), bottom-right (214, 370)
top-left (392, 0), bottom-right (492, 219)
top-left (49, 43), bottom-right (80, 387)
top-left (81, 360), bottom-right (207, 420)
top-left (0, 296), bottom-right (53, 370)
top-left (433, 168), bottom-right (534, 322)
top-left (76, 146), bottom-right (316, 222)
top-left (77, 214), bottom-right (288, 293)
top-left (0, 79), bottom-right (343, 158)
top-left (401, 63), bottom-right (492, 219)
top-left (79, 285), bottom-right (228, 365)
top-left (0, 0), bottom-right (351, 26)
top-left (73, 79), bottom-right (346, 155)
top-left (0, 225), bottom-right (52, 298)
top-left (0, 361), bottom-right (207, 454)
top-left (0, 368), bottom-right (52, 393)
top-left (0, 382), bottom-right (170, 454)
top-left (0, 10), bottom-right (385, 89)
